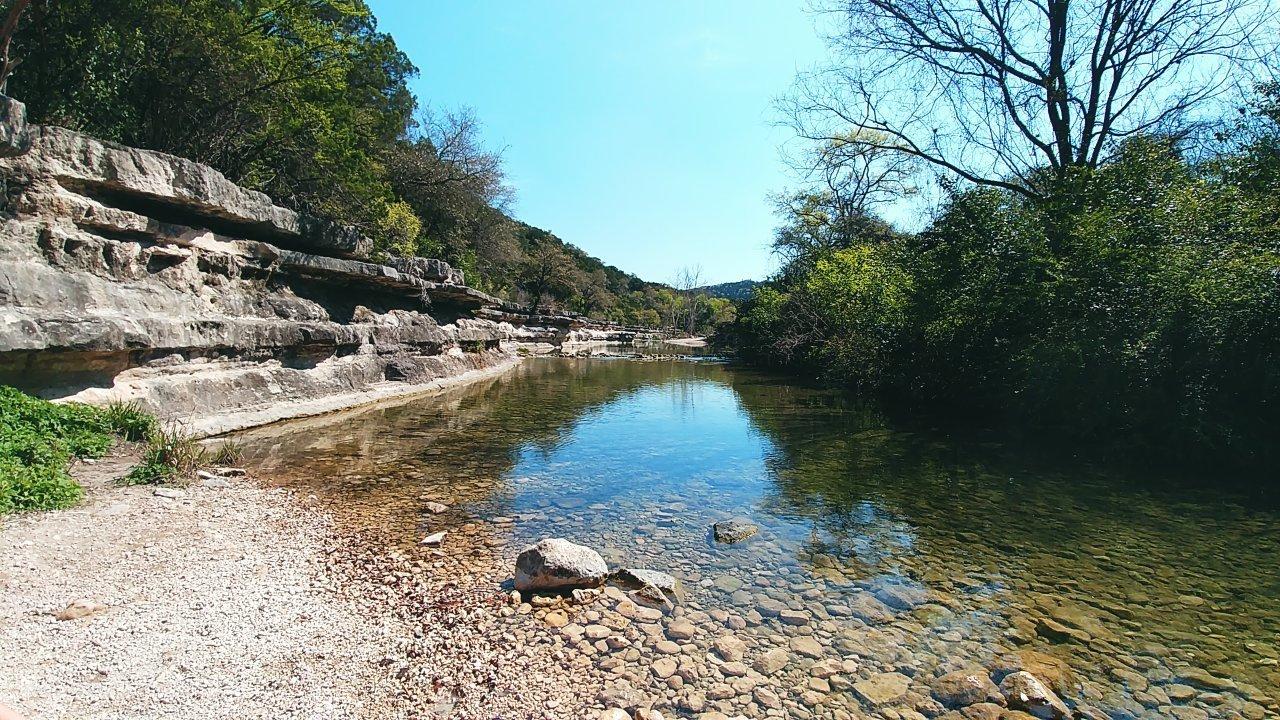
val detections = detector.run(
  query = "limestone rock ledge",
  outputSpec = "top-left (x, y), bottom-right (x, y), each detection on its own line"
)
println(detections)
top-left (0, 105), bottom-right (515, 435)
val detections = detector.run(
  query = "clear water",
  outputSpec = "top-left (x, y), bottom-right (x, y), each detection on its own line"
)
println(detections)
top-left (235, 358), bottom-right (1280, 718)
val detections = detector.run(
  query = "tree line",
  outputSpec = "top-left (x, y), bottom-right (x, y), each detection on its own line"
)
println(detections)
top-left (4, 0), bottom-right (729, 332)
top-left (719, 0), bottom-right (1280, 468)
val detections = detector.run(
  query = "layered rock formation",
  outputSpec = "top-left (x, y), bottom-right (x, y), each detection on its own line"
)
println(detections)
top-left (476, 306), bottom-right (662, 352)
top-left (0, 102), bottom-right (516, 435)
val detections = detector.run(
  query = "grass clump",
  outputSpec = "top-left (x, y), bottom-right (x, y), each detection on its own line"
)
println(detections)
top-left (0, 387), bottom-right (157, 514)
top-left (124, 426), bottom-right (207, 485)
top-left (208, 439), bottom-right (243, 467)
top-left (123, 430), bottom-right (243, 486)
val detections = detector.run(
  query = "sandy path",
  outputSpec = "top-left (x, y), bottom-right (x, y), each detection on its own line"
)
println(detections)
top-left (0, 448), bottom-right (410, 720)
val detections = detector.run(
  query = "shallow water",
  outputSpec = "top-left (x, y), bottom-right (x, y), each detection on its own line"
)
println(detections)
top-left (237, 358), bottom-right (1280, 719)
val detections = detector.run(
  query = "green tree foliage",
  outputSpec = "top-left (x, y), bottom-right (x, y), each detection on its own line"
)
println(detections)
top-left (14, 0), bottom-right (415, 226)
top-left (723, 115), bottom-right (1280, 468)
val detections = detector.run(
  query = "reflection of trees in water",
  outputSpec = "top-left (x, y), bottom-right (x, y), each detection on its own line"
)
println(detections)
top-left (729, 365), bottom-right (1272, 562)
top-left (235, 360), bottom-right (739, 536)
top-left (727, 369), bottom-right (1280, 675)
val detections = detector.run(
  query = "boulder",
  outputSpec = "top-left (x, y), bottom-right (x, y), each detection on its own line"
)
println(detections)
top-left (712, 518), bottom-right (758, 544)
top-left (0, 95), bottom-right (29, 158)
top-left (999, 671), bottom-right (1070, 719)
top-left (931, 669), bottom-right (1004, 708)
top-left (514, 538), bottom-right (609, 591)
top-left (613, 568), bottom-right (678, 595)
top-left (854, 672), bottom-right (912, 707)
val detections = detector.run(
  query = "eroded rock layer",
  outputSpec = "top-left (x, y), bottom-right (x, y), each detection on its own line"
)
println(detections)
top-left (0, 109), bottom-right (515, 435)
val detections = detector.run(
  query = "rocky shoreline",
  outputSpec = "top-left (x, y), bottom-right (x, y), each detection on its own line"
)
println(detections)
top-left (0, 448), bottom-right (413, 719)
top-left (4, 438), bottom-right (1274, 720)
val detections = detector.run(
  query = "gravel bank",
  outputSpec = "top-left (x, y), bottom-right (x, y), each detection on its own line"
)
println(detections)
top-left (0, 448), bottom-right (412, 720)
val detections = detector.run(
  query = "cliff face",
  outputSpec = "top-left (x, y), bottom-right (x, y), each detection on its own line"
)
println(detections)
top-left (0, 101), bottom-right (516, 435)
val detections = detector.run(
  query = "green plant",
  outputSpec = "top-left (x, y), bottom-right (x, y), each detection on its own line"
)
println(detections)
top-left (101, 400), bottom-right (158, 441)
top-left (123, 426), bottom-right (207, 486)
top-left (208, 439), bottom-right (243, 466)
top-left (0, 386), bottom-right (155, 513)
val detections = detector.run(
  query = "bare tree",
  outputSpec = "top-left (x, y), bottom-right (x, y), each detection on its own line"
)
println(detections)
top-left (673, 265), bottom-right (705, 336)
top-left (783, 131), bottom-right (918, 215)
top-left (0, 0), bottom-right (30, 94)
top-left (391, 107), bottom-right (512, 212)
top-left (787, 0), bottom-right (1275, 200)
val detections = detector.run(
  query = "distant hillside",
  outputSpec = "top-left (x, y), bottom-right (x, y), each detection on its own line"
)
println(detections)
top-left (699, 280), bottom-right (760, 301)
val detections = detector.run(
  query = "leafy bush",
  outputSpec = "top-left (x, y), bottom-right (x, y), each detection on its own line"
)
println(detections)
top-left (0, 387), bottom-right (156, 513)
top-left (723, 134), bottom-right (1280, 469)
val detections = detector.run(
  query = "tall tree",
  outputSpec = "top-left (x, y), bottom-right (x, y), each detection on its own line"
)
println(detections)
top-left (12, 0), bottom-right (416, 224)
top-left (517, 242), bottom-right (574, 315)
top-left (788, 0), bottom-right (1274, 200)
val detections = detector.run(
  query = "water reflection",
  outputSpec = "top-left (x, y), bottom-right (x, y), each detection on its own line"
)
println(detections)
top-left (235, 358), bottom-right (1280, 719)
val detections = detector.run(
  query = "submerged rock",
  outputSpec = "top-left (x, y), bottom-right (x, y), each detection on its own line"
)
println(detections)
top-left (631, 583), bottom-right (673, 611)
top-left (854, 672), bottom-right (911, 707)
top-left (931, 669), bottom-right (1004, 708)
top-left (712, 518), bottom-right (758, 544)
top-left (514, 538), bottom-right (608, 591)
top-left (999, 671), bottom-right (1070, 719)
top-left (613, 568), bottom-right (678, 595)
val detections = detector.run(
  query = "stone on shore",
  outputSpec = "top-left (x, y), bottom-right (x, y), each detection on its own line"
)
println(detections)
top-left (514, 538), bottom-right (609, 591)
top-left (55, 599), bottom-right (107, 621)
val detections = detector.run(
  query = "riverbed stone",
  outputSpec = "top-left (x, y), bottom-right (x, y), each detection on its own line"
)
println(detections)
top-left (790, 636), bottom-right (825, 659)
top-left (854, 672), bottom-right (911, 707)
top-left (931, 669), bottom-right (1004, 708)
top-left (874, 583), bottom-right (930, 610)
top-left (667, 620), bottom-right (697, 640)
top-left (514, 538), bottom-right (609, 591)
top-left (708, 634), bottom-right (744, 662)
top-left (1179, 667), bottom-right (1236, 691)
top-left (847, 593), bottom-right (895, 624)
top-left (999, 671), bottom-right (1070, 719)
top-left (713, 575), bottom-right (742, 592)
top-left (653, 657), bottom-right (679, 679)
top-left (747, 645), bottom-right (788, 671)
top-left (712, 518), bottom-right (758, 544)
top-left (615, 568), bottom-right (678, 595)
top-left (778, 609), bottom-right (809, 626)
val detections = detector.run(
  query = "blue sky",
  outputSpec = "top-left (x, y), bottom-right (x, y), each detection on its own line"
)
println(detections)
top-left (368, 1), bottom-right (829, 284)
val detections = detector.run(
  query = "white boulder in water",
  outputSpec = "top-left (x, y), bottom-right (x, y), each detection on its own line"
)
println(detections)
top-left (514, 538), bottom-right (609, 591)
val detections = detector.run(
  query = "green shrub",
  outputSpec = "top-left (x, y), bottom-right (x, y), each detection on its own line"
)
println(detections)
top-left (0, 458), bottom-right (83, 515)
top-left (0, 387), bottom-right (152, 513)
top-left (723, 134), bottom-right (1280, 469)
top-left (124, 426), bottom-right (207, 485)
